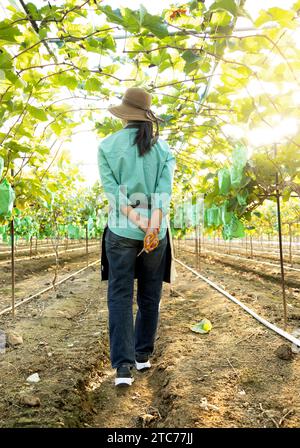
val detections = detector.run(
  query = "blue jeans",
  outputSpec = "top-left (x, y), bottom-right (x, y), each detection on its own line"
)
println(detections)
top-left (105, 227), bottom-right (168, 369)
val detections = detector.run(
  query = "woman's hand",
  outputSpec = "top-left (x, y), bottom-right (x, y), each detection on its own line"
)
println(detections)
top-left (121, 205), bottom-right (150, 232)
top-left (148, 208), bottom-right (162, 236)
top-left (145, 226), bottom-right (159, 238)
top-left (142, 227), bottom-right (160, 253)
top-left (138, 215), bottom-right (150, 233)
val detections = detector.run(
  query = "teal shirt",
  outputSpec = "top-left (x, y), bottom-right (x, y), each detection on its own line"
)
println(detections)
top-left (97, 127), bottom-right (176, 240)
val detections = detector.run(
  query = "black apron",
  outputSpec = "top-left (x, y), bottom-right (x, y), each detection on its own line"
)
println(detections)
top-left (100, 224), bottom-right (174, 283)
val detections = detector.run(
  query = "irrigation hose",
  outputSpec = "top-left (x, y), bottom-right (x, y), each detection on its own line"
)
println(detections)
top-left (0, 259), bottom-right (100, 317)
top-left (193, 247), bottom-right (300, 273)
top-left (175, 257), bottom-right (300, 348)
top-left (0, 243), bottom-right (100, 266)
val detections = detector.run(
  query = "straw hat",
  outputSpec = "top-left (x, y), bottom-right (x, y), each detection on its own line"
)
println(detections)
top-left (108, 87), bottom-right (164, 141)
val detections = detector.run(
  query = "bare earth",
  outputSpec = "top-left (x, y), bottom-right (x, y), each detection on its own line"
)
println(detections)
top-left (0, 248), bottom-right (299, 428)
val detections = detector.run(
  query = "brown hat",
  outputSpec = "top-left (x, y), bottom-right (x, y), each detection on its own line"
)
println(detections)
top-left (108, 87), bottom-right (164, 141)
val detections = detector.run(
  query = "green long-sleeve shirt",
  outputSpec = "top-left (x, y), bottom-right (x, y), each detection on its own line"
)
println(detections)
top-left (97, 127), bottom-right (176, 240)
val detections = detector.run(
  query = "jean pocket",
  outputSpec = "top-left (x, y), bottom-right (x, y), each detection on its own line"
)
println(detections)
top-left (105, 229), bottom-right (134, 248)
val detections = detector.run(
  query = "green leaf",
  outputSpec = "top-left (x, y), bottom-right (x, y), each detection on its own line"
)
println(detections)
top-left (209, 0), bottom-right (237, 17)
top-left (85, 77), bottom-right (102, 92)
top-left (210, 10), bottom-right (232, 27)
top-left (282, 188), bottom-right (292, 202)
top-left (26, 2), bottom-right (40, 20)
top-left (0, 156), bottom-right (4, 177)
top-left (255, 8), bottom-right (295, 28)
top-left (182, 50), bottom-right (202, 74)
top-left (189, 0), bottom-right (204, 12)
top-left (53, 74), bottom-right (78, 90)
top-left (0, 52), bottom-right (13, 69)
top-left (182, 50), bottom-right (201, 64)
top-left (5, 140), bottom-right (33, 154)
top-left (86, 35), bottom-right (116, 53)
top-left (27, 105), bottom-right (48, 121)
top-left (38, 27), bottom-right (48, 40)
top-left (0, 20), bottom-right (22, 43)
top-left (139, 5), bottom-right (147, 25)
top-left (123, 8), bottom-right (140, 33)
top-left (141, 13), bottom-right (169, 38)
top-left (100, 5), bottom-right (124, 26)
top-left (49, 122), bottom-right (63, 136)
top-left (102, 35), bottom-right (116, 51)
top-left (4, 69), bottom-right (23, 87)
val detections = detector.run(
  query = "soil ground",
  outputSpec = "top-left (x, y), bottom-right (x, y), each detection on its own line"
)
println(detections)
top-left (0, 242), bottom-right (300, 428)
top-left (0, 244), bottom-right (100, 309)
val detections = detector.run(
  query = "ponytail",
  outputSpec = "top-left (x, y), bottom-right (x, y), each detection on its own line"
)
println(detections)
top-left (128, 121), bottom-right (157, 157)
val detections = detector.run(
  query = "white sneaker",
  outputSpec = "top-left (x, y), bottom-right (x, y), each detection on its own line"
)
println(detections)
top-left (115, 365), bottom-right (135, 386)
top-left (135, 355), bottom-right (151, 371)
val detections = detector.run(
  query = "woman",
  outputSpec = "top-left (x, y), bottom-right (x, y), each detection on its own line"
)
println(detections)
top-left (97, 87), bottom-right (176, 387)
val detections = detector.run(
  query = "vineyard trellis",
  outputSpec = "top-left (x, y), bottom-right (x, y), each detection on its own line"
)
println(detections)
top-left (0, 0), bottom-right (300, 331)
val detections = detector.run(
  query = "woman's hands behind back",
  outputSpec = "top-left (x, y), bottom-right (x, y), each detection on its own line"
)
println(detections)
top-left (120, 205), bottom-right (162, 246)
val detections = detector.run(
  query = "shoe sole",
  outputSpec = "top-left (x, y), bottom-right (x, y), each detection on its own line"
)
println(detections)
top-left (135, 360), bottom-right (151, 371)
top-left (115, 377), bottom-right (135, 387)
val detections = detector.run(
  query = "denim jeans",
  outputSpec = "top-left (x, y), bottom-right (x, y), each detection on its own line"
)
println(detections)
top-left (104, 227), bottom-right (168, 369)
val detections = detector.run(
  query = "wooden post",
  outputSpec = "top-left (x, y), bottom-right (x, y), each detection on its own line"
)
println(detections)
top-left (10, 216), bottom-right (15, 319)
top-left (86, 223), bottom-right (89, 266)
top-left (194, 225), bottom-right (197, 268)
top-left (274, 144), bottom-right (287, 328)
top-left (197, 226), bottom-right (200, 269)
top-left (250, 234), bottom-right (253, 259)
top-left (289, 224), bottom-right (293, 267)
top-left (10, 167), bottom-right (15, 319)
top-left (65, 234), bottom-right (68, 251)
top-left (29, 235), bottom-right (33, 258)
top-left (198, 227), bottom-right (202, 260)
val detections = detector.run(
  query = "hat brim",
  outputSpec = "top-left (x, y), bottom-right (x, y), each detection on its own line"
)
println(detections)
top-left (108, 103), bottom-right (154, 122)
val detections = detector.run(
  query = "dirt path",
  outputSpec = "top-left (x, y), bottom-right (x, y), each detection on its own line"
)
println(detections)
top-left (177, 248), bottom-right (300, 327)
top-left (0, 258), bottom-right (299, 428)
top-left (0, 246), bottom-right (100, 309)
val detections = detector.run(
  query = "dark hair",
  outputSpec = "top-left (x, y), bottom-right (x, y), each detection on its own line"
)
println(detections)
top-left (129, 121), bottom-right (155, 157)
